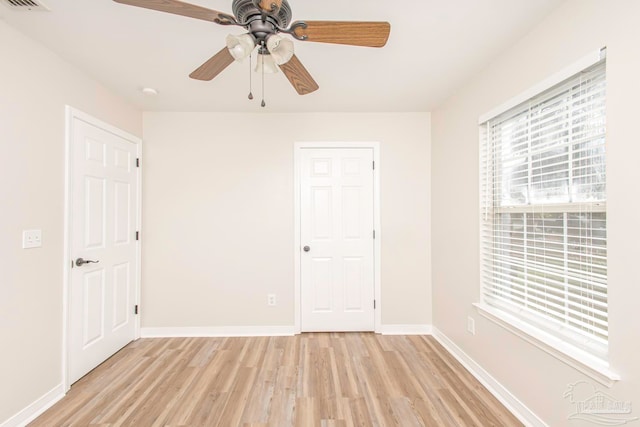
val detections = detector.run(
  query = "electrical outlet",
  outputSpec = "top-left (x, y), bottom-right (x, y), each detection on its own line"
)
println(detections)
top-left (267, 294), bottom-right (276, 306)
top-left (467, 316), bottom-right (476, 335)
top-left (22, 229), bottom-right (42, 249)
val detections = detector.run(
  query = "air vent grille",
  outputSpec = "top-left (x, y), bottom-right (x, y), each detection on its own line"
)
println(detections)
top-left (2, 0), bottom-right (49, 10)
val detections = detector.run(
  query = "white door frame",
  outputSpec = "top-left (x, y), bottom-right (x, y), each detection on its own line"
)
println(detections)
top-left (62, 106), bottom-right (142, 391)
top-left (294, 142), bottom-right (381, 334)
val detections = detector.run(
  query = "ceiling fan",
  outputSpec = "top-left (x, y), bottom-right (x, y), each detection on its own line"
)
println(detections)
top-left (113, 0), bottom-right (391, 99)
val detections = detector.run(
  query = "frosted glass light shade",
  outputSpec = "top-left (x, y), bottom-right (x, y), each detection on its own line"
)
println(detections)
top-left (255, 53), bottom-right (279, 74)
top-left (226, 33), bottom-right (255, 61)
top-left (266, 34), bottom-right (294, 65)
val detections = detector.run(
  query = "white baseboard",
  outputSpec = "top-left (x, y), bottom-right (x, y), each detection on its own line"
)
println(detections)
top-left (379, 324), bottom-right (433, 335)
top-left (432, 327), bottom-right (547, 427)
top-left (140, 325), bottom-right (296, 338)
top-left (1, 384), bottom-right (64, 427)
top-left (142, 325), bottom-right (434, 338)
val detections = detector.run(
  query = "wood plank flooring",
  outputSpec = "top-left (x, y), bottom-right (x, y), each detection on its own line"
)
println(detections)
top-left (30, 334), bottom-right (523, 426)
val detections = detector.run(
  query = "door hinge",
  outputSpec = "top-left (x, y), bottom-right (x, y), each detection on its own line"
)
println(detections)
top-left (136, 231), bottom-right (139, 241)
top-left (134, 305), bottom-right (139, 315)
top-left (374, 300), bottom-right (376, 309)
top-left (136, 158), bottom-right (140, 168)
top-left (372, 161), bottom-right (375, 170)
top-left (373, 230), bottom-right (376, 239)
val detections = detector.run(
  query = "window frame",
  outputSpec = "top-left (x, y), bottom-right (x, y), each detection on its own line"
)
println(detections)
top-left (475, 48), bottom-right (619, 386)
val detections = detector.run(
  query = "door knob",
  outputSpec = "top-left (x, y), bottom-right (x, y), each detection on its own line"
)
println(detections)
top-left (75, 258), bottom-right (100, 267)
top-left (303, 246), bottom-right (311, 252)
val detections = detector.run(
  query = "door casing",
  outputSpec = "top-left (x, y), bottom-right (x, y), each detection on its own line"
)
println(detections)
top-left (62, 106), bottom-right (142, 391)
top-left (294, 142), bottom-right (381, 334)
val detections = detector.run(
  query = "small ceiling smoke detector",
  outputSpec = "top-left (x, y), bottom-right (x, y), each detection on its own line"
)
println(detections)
top-left (1, 0), bottom-right (50, 11)
top-left (141, 87), bottom-right (159, 96)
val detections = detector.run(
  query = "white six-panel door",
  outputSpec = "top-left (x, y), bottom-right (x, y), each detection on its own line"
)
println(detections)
top-left (68, 115), bottom-right (139, 385)
top-left (300, 148), bottom-right (375, 332)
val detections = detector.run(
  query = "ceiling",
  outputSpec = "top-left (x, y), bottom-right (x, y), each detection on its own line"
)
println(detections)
top-left (0, 0), bottom-right (565, 113)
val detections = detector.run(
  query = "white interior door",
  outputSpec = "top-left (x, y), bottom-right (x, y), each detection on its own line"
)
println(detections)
top-left (300, 148), bottom-right (375, 332)
top-left (68, 114), bottom-right (139, 385)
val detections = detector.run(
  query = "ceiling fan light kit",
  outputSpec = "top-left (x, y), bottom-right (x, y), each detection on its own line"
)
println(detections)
top-left (255, 50), bottom-right (279, 74)
top-left (266, 34), bottom-right (294, 65)
top-left (226, 33), bottom-right (255, 61)
top-left (114, 0), bottom-right (390, 101)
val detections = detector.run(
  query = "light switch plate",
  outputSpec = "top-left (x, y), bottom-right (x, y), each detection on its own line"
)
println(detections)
top-left (22, 229), bottom-right (42, 249)
top-left (467, 316), bottom-right (476, 335)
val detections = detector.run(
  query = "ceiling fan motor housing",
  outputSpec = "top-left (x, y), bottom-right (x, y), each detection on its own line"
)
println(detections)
top-left (232, 0), bottom-right (292, 27)
top-left (247, 19), bottom-right (279, 44)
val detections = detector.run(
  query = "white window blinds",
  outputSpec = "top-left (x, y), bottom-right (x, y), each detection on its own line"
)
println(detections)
top-left (480, 59), bottom-right (607, 354)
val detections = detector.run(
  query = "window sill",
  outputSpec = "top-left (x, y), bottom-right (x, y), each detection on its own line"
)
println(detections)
top-left (473, 302), bottom-right (620, 387)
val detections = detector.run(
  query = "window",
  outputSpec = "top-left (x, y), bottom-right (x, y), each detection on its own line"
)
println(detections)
top-left (479, 57), bottom-right (607, 358)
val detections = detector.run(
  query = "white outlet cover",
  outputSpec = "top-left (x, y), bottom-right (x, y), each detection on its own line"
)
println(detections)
top-left (22, 229), bottom-right (42, 249)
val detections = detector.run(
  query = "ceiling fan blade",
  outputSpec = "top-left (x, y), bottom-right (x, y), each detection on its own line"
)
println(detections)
top-left (189, 47), bottom-right (235, 81)
top-left (258, 0), bottom-right (283, 12)
top-left (278, 54), bottom-right (319, 95)
top-left (290, 21), bottom-right (391, 48)
top-left (113, 0), bottom-right (232, 24)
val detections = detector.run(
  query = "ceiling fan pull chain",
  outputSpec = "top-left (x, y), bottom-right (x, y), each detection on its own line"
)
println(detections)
top-left (248, 53), bottom-right (254, 100)
top-left (261, 53), bottom-right (266, 107)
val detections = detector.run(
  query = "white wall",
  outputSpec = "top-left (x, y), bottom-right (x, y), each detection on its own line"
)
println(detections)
top-left (0, 20), bottom-right (142, 425)
top-left (142, 112), bottom-right (431, 330)
top-left (431, 0), bottom-right (640, 425)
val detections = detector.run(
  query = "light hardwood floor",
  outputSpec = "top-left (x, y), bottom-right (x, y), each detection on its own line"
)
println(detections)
top-left (30, 334), bottom-right (522, 426)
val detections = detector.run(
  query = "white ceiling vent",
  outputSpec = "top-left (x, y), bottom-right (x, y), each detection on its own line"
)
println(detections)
top-left (1, 0), bottom-right (49, 11)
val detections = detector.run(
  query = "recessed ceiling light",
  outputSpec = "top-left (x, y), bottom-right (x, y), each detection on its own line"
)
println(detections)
top-left (141, 87), bottom-right (158, 96)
